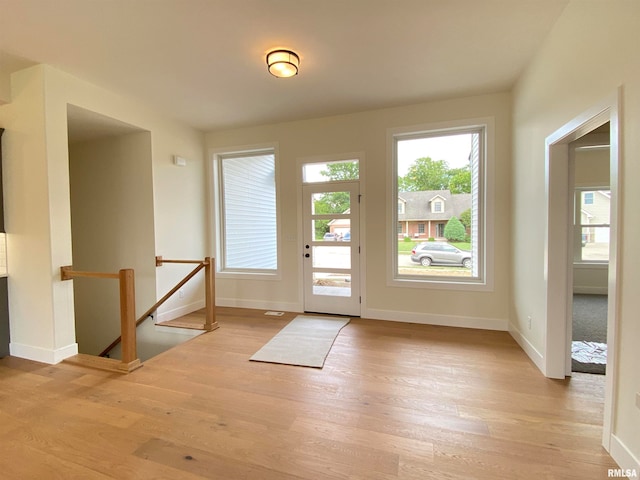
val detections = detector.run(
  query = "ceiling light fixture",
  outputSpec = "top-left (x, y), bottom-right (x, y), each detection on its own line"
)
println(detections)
top-left (266, 49), bottom-right (300, 78)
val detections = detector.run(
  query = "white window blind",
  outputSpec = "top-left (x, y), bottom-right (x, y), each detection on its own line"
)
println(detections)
top-left (220, 151), bottom-right (277, 271)
top-left (470, 132), bottom-right (480, 278)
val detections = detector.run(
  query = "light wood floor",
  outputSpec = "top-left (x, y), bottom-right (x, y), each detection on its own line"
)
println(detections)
top-left (0, 307), bottom-right (617, 479)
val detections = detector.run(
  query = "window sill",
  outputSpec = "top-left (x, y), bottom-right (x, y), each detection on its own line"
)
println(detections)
top-left (389, 276), bottom-right (492, 292)
top-left (573, 262), bottom-right (609, 269)
top-left (217, 270), bottom-right (281, 281)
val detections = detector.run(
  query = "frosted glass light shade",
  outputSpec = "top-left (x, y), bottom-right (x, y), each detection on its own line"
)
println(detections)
top-left (266, 50), bottom-right (299, 78)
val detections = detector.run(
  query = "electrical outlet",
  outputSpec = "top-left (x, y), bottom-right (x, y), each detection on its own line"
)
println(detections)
top-left (178, 289), bottom-right (184, 298)
top-left (527, 315), bottom-right (532, 329)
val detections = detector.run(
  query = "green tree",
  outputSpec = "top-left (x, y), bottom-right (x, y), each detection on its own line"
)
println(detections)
top-left (447, 167), bottom-right (471, 194)
top-left (398, 157), bottom-right (449, 191)
top-left (320, 161), bottom-right (359, 181)
top-left (312, 162), bottom-right (357, 238)
top-left (459, 208), bottom-right (471, 229)
top-left (444, 216), bottom-right (466, 242)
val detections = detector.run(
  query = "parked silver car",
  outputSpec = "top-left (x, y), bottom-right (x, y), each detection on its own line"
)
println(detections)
top-left (410, 242), bottom-right (472, 268)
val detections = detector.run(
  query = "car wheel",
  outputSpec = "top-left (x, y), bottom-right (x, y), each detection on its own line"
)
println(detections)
top-left (462, 258), bottom-right (472, 268)
top-left (420, 257), bottom-right (432, 266)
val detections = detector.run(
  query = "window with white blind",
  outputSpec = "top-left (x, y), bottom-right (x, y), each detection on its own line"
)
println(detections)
top-left (390, 122), bottom-right (488, 287)
top-left (217, 148), bottom-right (279, 275)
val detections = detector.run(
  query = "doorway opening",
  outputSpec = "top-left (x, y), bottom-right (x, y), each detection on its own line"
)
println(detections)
top-left (66, 105), bottom-right (186, 362)
top-left (545, 91), bottom-right (620, 451)
top-left (569, 125), bottom-right (610, 375)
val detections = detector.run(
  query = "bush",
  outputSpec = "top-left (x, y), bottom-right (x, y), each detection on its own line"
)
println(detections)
top-left (428, 237), bottom-right (435, 242)
top-left (403, 236), bottom-right (412, 242)
top-left (444, 216), bottom-right (466, 242)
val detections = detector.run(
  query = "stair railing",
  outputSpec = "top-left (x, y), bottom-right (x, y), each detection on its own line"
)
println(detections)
top-left (60, 265), bottom-right (141, 372)
top-left (98, 256), bottom-right (218, 357)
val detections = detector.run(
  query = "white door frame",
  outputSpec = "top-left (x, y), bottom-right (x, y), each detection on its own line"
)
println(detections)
top-left (296, 153), bottom-right (366, 318)
top-left (302, 182), bottom-right (360, 315)
top-left (544, 89), bottom-right (620, 450)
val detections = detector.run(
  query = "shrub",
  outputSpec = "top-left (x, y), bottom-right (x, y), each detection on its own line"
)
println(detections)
top-left (428, 237), bottom-right (435, 242)
top-left (403, 236), bottom-right (412, 242)
top-left (444, 216), bottom-right (466, 242)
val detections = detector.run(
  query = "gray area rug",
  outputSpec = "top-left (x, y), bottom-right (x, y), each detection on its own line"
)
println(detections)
top-left (250, 315), bottom-right (350, 368)
top-left (572, 294), bottom-right (607, 375)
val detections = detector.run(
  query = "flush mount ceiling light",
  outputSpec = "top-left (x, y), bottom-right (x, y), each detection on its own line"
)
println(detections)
top-left (266, 49), bottom-right (300, 78)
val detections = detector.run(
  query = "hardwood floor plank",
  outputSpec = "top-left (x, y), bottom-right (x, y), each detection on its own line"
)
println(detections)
top-left (0, 307), bottom-right (619, 479)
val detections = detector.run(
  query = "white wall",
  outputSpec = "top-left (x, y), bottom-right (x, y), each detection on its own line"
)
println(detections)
top-left (0, 64), bottom-right (208, 363)
top-left (69, 132), bottom-right (156, 356)
top-left (206, 92), bottom-right (512, 329)
top-left (511, 0), bottom-right (640, 468)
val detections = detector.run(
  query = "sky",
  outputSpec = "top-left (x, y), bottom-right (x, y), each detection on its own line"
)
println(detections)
top-left (397, 133), bottom-right (473, 176)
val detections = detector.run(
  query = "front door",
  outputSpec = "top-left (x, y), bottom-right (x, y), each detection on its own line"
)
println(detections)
top-left (302, 182), bottom-right (360, 316)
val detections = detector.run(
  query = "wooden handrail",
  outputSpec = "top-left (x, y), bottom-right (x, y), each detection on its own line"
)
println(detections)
top-left (156, 256), bottom-right (207, 265)
top-left (61, 265), bottom-right (119, 280)
top-left (99, 256), bottom-right (218, 357)
top-left (155, 256), bottom-right (217, 331)
top-left (155, 256), bottom-right (217, 332)
top-left (60, 265), bottom-right (141, 373)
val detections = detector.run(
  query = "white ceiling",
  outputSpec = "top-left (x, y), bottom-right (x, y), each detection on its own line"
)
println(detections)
top-left (0, 0), bottom-right (569, 132)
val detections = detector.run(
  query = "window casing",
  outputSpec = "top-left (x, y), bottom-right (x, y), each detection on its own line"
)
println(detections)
top-left (215, 148), bottom-right (279, 276)
top-left (389, 121), bottom-right (489, 289)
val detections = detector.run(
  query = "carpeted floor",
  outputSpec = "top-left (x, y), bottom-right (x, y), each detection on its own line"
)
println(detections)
top-left (572, 294), bottom-right (608, 374)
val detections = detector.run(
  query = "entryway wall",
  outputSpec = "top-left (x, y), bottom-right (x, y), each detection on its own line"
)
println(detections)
top-left (68, 129), bottom-right (156, 356)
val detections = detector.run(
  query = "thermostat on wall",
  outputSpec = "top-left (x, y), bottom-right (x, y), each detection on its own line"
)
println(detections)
top-left (173, 155), bottom-right (187, 167)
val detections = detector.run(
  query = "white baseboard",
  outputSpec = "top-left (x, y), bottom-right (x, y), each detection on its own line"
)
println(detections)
top-left (573, 286), bottom-right (608, 295)
top-left (610, 434), bottom-right (640, 477)
top-left (216, 296), bottom-right (301, 313)
top-left (10, 342), bottom-right (78, 364)
top-left (508, 323), bottom-right (545, 374)
top-left (156, 300), bottom-right (205, 323)
top-left (364, 308), bottom-right (508, 331)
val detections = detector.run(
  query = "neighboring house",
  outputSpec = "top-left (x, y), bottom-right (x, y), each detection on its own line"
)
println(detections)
top-left (580, 190), bottom-right (610, 244)
top-left (328, 209), bottom-right (351, 237)
top-left (397, 190), bottom-right (471, 240)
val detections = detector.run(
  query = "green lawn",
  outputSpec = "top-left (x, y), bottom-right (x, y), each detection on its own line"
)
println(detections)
top-left (398, 240), bottom-right (471, 253)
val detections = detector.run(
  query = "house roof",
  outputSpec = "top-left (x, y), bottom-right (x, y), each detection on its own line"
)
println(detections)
top-left (398, 190), bottom-right (471, 222)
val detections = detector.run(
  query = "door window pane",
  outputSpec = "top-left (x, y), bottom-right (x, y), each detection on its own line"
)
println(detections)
top-left (312, 246), bottom-right (351, 269)
top-left (312, 273), bottom-right (351, 296)
top-left (303, 160), bottom-right (359, 183)
top-left (311, 192), bottom-right (351, 215)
